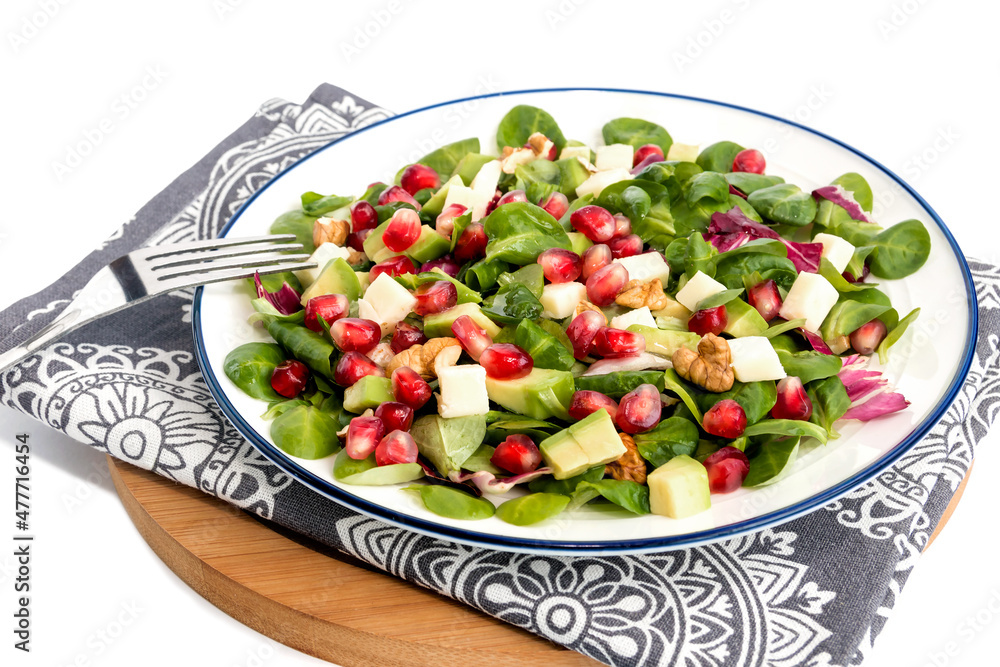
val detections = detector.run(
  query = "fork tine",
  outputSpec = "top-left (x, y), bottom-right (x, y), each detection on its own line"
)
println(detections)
top-left (140, 235), bottom-right (299, 260)
top-left (153, 252), bottom-right (312, 281)
top-left (150, 243), bottom-right (305, 270)
top-left (157, 262), bottom-right (319, 292)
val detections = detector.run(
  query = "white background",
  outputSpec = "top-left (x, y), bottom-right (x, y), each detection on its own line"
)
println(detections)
top-left (1, 1), bottom-right (998, 666)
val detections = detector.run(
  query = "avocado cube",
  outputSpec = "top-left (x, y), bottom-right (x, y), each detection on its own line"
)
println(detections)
top-left (484, 367), bottom-right (575, 421)
top-left (539, 429), bottom-right (592, 480)
top-left (723, 299), bottom-right (769, 338)
top-left (299, 258), bottom-right (362, 305)
top-left (406, 226), bottom-right (451, 263)
top-left (647, 455), bottom-right (711, 519)
top-left (453, 153), bottom-right (496, 186)
top-left (343, 375), bottom-right (394, 413)
top-left (567, 232), bottom-right (593, 256)
top-left (627, 325), bottom-right (701, 357)
top-left (422, 303), bottom-right (502, 339)
top-left (568, 409), bottom-right (626, 466)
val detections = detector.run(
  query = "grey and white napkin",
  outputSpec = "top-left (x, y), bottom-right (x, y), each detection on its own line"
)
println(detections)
top-left (2, 84), bottom-right (997, 667)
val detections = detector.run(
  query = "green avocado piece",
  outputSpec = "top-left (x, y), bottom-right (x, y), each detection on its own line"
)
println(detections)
top-left (300, 258), bottom-right (361, 304)
top-left (453, 153), bottom-right (495, 185)
top-left (422, 303), bottom-right (502, 339)
top-left (568, 409), bottom-right (625, 466)
top-left (484, 367), bottom-right (575, 421)
top-left (422, 174), bottom-right (463, 217)
top-left (342, 375), bottom-right (394, 413)
top-left (407, 226), bottom-right (451, 263)
top-left (627, 325), bottom-right (701, 357)
top-left (647, 454), bottom-right (711, 519)
top-left (723, 299), bottom-right (768, 337)
top-left (567, 232), bottom-right (594, 256)
top-left (362, 221), bottom-right (398, 264)
top-left (539, 429), bottom-right (591, 480)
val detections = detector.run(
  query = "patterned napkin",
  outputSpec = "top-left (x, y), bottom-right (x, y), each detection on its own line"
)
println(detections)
top-left (2, 84), bottom-right (997, 667)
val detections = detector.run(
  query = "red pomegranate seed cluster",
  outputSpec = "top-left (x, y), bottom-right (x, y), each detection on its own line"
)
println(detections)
top-left (703, 447), bottom-right (750, 493)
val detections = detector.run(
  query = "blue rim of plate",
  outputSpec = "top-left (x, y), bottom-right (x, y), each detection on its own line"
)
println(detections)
top-left (193, 87), bottom-right (978, 555)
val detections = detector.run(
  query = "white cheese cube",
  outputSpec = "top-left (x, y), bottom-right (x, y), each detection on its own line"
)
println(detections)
top-left (813, 233), bottom-right (856, 274)
top-left (470, 159), bottom-right (502, 221)
top-left (437, 365), bottom-right (490, 418)
top-left (361, 273), bottom-right (418, 336)
top-left (779, 272), bottom-right (839, 332)
top-left (610, 306), bottom-right (656, 331)
top-left (595, 144), bottom-right (634, 171)
top-left (540, 282), bottom-right (588, 319)
top-left (613, 252), bottom-right (671, 285)
top-left (559, 145), bottom-right (591, 161)
top-left (575, 168), bottom-right (632, 199)
top-left (444, 184), bottom-right (477, 211)
top-left (294, 242), bottom-right (352, 287)
top-left (667, 143), bottom-right (699, 162)
top-left (675, 271), bottom-right (728, 311)
top-left (727, 336), bottom-right (787, 383)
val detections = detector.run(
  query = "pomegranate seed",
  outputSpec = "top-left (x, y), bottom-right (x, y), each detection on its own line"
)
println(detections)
top-left (334, 351), bottom-right (382, 387)
top-left (479, 343), bottom-right (533, 380)
top-left (586, 262), bottom-right (629, 306)
top-left (377, 185), bottom-right (421, 210)
top-left (593, 327), bottom-right (645, 358)
top-left (454, 222), bottom-right (488, 261)
top-left (346, 229), bottom-right (372, 252)
top-left (616, 383), bottom-right (662, 434)
top-left (703, 399), bottom-right (747, 439)
top-left (608, 234), bottom-right (643, 259)
top-left (611, 214), bottom-right (632, 239)
top-left (484, 189), bottom-right (504, 215)
top-left (413, 280), bottom-right (458, 316)
top-left (732, 149), bottom-right (766, 174)
top-left (747, 279), bottom-right (782, 322)
top-left (375, 430), bottom-right (418, 466)
top-left (688, 305), bottom-right (728, 336)
top-left (537, 248), bottom-right (582, 283)
top-left (346, 416), bottom-right (385, 460)
top-left (420, 254), bottom-right (461, 277)
top-left (435, 203), bottom-right (467, 238)
top-left (843, 264), bottom-right (871, 284)
top-left (391, 366), bottom-right (432, 410)
top-left (330, 318), bottom-right (381, 353)
top-left (566, 310), bottom-right (605, 359)
top-left (540, 192), bottom-right (569, 219)
top-left (633, 144), bottom-right (665, 167)
top-left (703, 447), bottom-right (750, 493)
top-left (270, 360), bottom-right (309, 398)
top-left (374, 402), bottom-right (414, 433)
top-left (630, 154), bottom-right (662, 176)
top-left (390, 322), bottom-right (427, 354)
top-left (383, 208), bottom-right (421, 252)
top-left (400, 164), bottom-right (440, 195)
top-left (772, 377), bottom-right (813, 421)
top-left (582, 244), bottom-right (613, 280)
top-left (568, 390), bottom-right (619, 422)
top-left (490, 434), bottom-right (542, 475)
top-left (351, 201), bottom-right (378, 232)
top-left (451, 314), bottom-right (493, 361)
top-left (496, 189), bottom-right (528, 207)
top-left (369, 255), bottom-right (416, 281)
top-left (304, 294), bottom-right (349, 332)
top-left (850, 319), bottom-right (888, 355)
top-left (571, 205), bottom-right (617, 243)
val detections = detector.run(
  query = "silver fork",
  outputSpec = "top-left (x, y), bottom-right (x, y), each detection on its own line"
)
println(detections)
top-left (0, 235), bottom-right (316, 373)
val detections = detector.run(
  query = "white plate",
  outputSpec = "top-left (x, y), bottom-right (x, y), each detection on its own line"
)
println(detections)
top-left (193, 89), bottom-right (976, 555)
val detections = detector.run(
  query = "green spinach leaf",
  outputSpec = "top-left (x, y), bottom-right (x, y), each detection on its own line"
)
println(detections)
top-left (483, 201), bottom-right (572, 264)
top-left (868, 219), bottom-right (931, 279)
top-left (223, 342), bottom-right (286, 401)
top-left (602, 117), bottom-right (673, 154)
top-left (747, 184), bottom-right (818, 226)
top-left (496, 105), bottom-right (566, 151)
top-left (634, 416), bottom-right (699, 467)
top-left (270, 404), bottom-right (340, 459)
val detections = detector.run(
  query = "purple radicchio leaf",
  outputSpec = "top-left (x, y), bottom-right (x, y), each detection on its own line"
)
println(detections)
top-left (783, 241), bottom-right (824, 273)
top-left (708, 207), bottom-right (819, 271)
top-left (812, 185), bottom-right (875, 223)
top-left (837, 355), bottom-right (911, 420)
top-left (449, 468), bottom-right (553, 495)
top-left (800, 329), bottom-right (834, 355)
top-left (254, 272), bottom-right (303, 316)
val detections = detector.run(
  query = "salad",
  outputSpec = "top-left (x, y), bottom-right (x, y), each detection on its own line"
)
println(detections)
top-left (223, 104), bottom-right (929, 526)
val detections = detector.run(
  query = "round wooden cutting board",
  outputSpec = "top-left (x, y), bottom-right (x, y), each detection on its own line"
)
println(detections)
top-left (107, 455), bottom-right (970, 667)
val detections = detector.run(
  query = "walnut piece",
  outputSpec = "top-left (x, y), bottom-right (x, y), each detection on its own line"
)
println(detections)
top-left (671, 333), bottom-right (735, 393)
top-left (384, 338), bottom-right (462, 379)
top-left (313, 217), bottom-right (349, 248)
top-left (615, 278), bottom-right (671, 311)
top-left (345, 248), bottom-right (366, 266)
top-left (575, 300), bottom-right (607, 323)
top-left (605, 433), bottom-right (647, 484)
